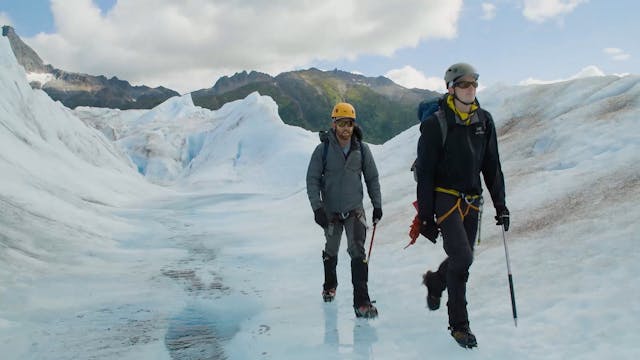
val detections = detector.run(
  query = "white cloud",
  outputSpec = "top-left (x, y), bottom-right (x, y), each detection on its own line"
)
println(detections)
top-left (519, 65), bottom-right (605, 85)
top-left (522, 0), bottom-right (587, 23)
top-left (26, 0), bottom-right (463, 93)
top-left (0, 11), bottom-right (13, 27)
top-left (603, 47), bottom-right (631, 61)
top-left (482, 3), bottom-right (497, 20)
top-left (385, 65), bottom-right (445, 92)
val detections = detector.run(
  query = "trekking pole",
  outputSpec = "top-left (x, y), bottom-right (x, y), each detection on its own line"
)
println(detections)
top-left (501, 226), bottom-right (518, 327)
top-left (365, 222), bottom-right (378, 263)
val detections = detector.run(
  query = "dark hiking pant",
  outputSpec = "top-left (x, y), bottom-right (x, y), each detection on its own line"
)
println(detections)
top-left (323, 208), bottom-right (368, 259)
top-left (322, 208), bottom-right (371, 306)
top-left (431, 192), bottom-right (480, 329)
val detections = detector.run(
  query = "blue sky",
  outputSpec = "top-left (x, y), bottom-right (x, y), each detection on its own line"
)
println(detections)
top-left (0, 1), bottom-right (637, 93)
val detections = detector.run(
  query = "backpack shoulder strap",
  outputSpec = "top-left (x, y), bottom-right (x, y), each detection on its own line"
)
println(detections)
top-left (359, 140), bottom-right (366, 172)
top-left (322, 141), bottom-right (329, 175)
top-left (477, 108), bottom-right (488, 130)
top-left (436, 106), bottom-right (487, 148)
top-left (323, 140), bottom-right (367, 174)
top-left (434, 110), bottom-right (450, 147)
top-left (411, 111), bottom-right (448, 179)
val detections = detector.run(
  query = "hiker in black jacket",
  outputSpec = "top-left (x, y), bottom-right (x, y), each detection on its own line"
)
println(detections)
top-left (415, 63), bottom-right (509, 348)
top-left (306, 102), bottom-right (382, 319)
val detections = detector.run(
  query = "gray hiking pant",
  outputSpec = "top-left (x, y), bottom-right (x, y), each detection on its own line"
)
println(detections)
top-left (323, 208), bottom-right (368, 260)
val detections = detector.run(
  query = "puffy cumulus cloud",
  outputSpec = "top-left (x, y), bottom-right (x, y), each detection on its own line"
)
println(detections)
top-left (522, 0), bottom-right (587, 23)
top-left (603, 47), bottom-right (631, 61)
top-left (519, 65), bottom-right (605, 85)
top-left (0, 11), bottom-right (13, 26)
top-left (481, 3), bottom-right (497, 20)
top-left (385, 65), bottom-right (445, 92)
top-left (26, 0), bottom-right (463, 93)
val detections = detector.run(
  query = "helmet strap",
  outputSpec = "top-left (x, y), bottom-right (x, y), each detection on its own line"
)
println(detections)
top-left (453, 92), bottom-right (475, 106)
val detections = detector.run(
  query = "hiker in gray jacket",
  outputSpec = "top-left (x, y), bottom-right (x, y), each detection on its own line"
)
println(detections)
top-left (306, 102), bottom-right (382, 319)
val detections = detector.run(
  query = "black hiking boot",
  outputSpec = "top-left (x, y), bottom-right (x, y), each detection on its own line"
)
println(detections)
top-left (351, 258), bottom-right (376, 318)
top-left (322, 251), bottom-right (338, 302)
top-left (449, 325), bottom-right (477, 349)
top-left (322, 288), bottom-right (336, 302)
top-left (354, 303), bottom-right (378, 319)
top-left (422, 271), bottom-right (442, 311)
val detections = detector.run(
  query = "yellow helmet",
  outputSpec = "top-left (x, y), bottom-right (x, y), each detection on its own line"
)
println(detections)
top-left (331, 102), bottom-right (356, 120)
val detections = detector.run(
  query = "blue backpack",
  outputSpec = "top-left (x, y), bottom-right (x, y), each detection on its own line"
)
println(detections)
top-left (411, 98), bottom-right (447, 181)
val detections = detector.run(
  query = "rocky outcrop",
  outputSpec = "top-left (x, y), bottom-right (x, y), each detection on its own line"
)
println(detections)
top-left (209, 70), bottom-right (274, 95)
top-left (2, 25), bottom-right (51, 73)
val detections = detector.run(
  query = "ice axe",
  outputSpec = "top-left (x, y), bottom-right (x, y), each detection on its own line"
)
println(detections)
top-left (501, 225), bottom-right (518, 327)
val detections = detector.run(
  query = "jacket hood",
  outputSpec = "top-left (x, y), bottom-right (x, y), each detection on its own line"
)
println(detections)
top-left (353, 125), bottom-right (363, 141)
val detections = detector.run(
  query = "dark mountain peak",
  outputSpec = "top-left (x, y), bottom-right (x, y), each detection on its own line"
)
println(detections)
top-left (211, 70), bottom-right (273, 95)
top-left (2, 25), bottom-right (48, 73)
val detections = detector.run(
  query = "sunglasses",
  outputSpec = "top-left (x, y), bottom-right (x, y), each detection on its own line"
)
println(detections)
top-left (335, 119), bottom-right (355, 128)
top-left (454, 80), bottom-right (478, 89)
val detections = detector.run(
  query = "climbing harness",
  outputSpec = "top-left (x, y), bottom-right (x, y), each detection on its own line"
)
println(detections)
top-left (434, 187), bottom-right (482, 225)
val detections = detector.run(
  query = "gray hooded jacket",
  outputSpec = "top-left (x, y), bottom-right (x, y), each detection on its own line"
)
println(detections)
top-left (306, 127), bottom-right (382, 214)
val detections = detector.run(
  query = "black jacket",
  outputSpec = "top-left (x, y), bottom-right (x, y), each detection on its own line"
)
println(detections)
top-left (416, 99), bottom-right (506, 222)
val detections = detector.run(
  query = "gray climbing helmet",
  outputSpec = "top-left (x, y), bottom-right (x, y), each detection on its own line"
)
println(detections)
top-left (444, 63), bottom-right (479, 87)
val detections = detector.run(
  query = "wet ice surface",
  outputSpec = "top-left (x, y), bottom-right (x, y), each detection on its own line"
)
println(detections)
top-left (3, 159), bottom-right (640, 359)
top-left (123, 193), bottom-right (252, 360)
top-left (165, 306), bottom-right (226, 360)
top-left (0, 191), bottom-right (258, 360)
top-left (26, 305), bottom-right (165, 358)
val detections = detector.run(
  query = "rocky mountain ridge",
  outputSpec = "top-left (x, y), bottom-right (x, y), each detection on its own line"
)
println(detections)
top-left (192, 68), bottom-right (440, 143)
top-left (3, 25), bottom-right (439, 143)
top-left (2, 25), bottom-right (179, 109)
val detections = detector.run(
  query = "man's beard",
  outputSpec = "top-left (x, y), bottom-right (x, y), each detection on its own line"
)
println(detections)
top-left (337, 130), bottom-right (352, 141)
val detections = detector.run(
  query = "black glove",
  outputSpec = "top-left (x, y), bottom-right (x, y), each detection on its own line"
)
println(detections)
top-left (314, 208), bottom-right (329, 228)
top-left (372, 208), bottom-right (383, 224)
top-left (420, 220), bottom-right (439, 243)
top-left (495, 206), bottom-right (510, 231)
